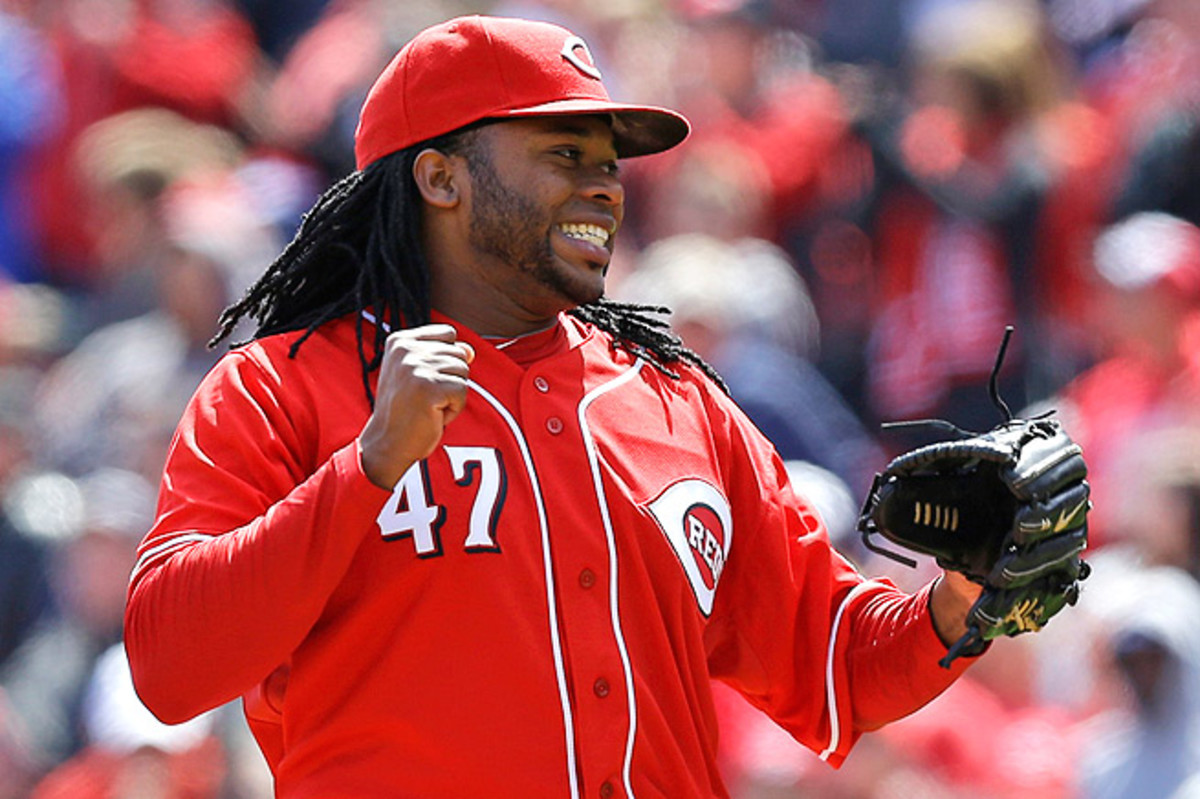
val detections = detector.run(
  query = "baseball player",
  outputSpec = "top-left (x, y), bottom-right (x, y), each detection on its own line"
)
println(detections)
top-left (125, 15), bottom-right (1010, 798)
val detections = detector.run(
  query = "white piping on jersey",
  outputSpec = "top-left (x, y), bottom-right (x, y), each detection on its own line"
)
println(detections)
top-left (483, 321), bottom-right (557, 350)
top-left (130, 532), bottom-right (218, 584)
top-left (467, 379), bottom-right (582, 799)
top-left (367, 308), bottom-right (624, 794)
top-left (576, 359), bottom-right (647, 799)
top-left (818, 580), bottom-right (885, 762)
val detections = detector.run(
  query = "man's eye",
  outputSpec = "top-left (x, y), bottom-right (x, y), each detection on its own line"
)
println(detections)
top-left (555, 147), bottom-right (582, 161)
top-left (603, 161), bottom-right (620, 177)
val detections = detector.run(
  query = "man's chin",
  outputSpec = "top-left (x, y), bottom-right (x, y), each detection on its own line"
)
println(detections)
top-left (567, 282), bottom-right (605, 309)
top-left (536, 264), bottom-right (606, 310)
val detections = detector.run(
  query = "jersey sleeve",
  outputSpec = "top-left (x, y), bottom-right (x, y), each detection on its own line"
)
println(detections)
top-left (699, 384), bottom-right (972, 767)
top-left (123, 347), bottom-right (391, 724)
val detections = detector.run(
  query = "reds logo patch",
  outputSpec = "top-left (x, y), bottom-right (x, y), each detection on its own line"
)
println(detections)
top-left (647, 479), bottom-right (732, 616)
top-left (561, 35), bottom-right (602, 80)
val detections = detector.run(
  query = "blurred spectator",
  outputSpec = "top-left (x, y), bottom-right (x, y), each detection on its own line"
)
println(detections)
top-left (249, 0), bottom-right (489, 177)
top-left (0, 10), bottom-right (62, 283)
top-left (25, 0), bottom-right (260, 280)
top-left (646, 1), bottom-right (860, 247)
top-left (813, 0), bottom-right (910, 68)
top-left (32, 243), bottom-right (234, 478)
top-left (855, 0), bottom-right (1108, 432)
top-left (1099, 1), bottom-right (1200, 226)
top-left (1075, 555), bottom-right (1200, 799)
top-left (1045, 0), bottom-right (1156, 64)
top-left (247, 0), bottom-right (388, 177)
top-left (875, 638), bottom-right (1082, 799)
top-left (638, 136), bottom-right (777, 245)
top-left (0, 442), bottom-right (52, 675)
top-left (229, 153), bottom-right (325, 256)
top-left (631, 1), bottom-right (890, 419)
top-left (67, 107), bottom-right (244, 332)
top-left (0, 281), bottom-right (69, 369)
top-left (232, 0), bottom-right (332, 63)
top-left (0, 283), bottom-right (66, 670)
top-left (614, 233), bottom-right (885, 494)
top-left (1101, 425), bottom-right (1200, 578)
top-left (0, 468), bottom-right (154, 775)
top-left (0, 687), bottom-right (38, 799)
top-left (33, 155), bottom-right (280, 479)
top-left (0, 0), bottom-right (1196, 795)
top-left (715, 633), bottom-right (1083, 798)
top-left (32, 642), bottom-right (224, 799)
top-left (1054, 211), bottom-right (1200, 549)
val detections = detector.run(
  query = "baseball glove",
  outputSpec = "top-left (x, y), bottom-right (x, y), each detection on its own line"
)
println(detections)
top-left (857, 330), bottom-right (1091, 667)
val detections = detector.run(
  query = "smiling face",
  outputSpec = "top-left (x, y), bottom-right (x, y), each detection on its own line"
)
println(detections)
top-left (421, 115), bottom-right (625, 335)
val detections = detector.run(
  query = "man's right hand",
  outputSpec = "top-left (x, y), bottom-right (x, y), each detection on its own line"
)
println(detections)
top-left (359, 324), bottom-right (475, 489)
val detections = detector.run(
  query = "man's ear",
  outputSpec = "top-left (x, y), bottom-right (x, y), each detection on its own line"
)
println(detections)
top-left (413, 149), bottom-right (464, 209)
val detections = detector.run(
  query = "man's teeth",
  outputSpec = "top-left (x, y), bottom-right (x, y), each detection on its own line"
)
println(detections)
top-left (559, 223), bottom-right (610, 248)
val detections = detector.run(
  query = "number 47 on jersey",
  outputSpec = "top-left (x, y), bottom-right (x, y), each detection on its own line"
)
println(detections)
top-left (376, 446), bottom-right (507, 557)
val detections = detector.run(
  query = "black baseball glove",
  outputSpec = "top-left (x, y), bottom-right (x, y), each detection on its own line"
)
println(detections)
top-left (857, 332), bottom-right (1091, 667)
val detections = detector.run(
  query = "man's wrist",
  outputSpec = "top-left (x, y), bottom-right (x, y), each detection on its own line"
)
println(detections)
top-left (928, 571), bottom-right (983, 648)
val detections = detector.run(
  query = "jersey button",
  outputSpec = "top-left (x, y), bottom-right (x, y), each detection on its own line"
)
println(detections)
top-left (593, 677), bottom-right (611, 698)
top-left (599, 780), bottom-right (615, 798)
top-left (578, 568), bottom-right (596, 589)
top-left (533, 376), bottom-right (550, 393)
top-left (546, 417), bottom-right (564, 434)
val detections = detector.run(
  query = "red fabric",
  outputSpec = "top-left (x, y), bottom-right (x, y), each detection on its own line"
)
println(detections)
top-left (32, 739), bottom-right (225, 799)
top-left (842, 583), bottom-right (967, 729)
top-left (126, 313), bottom-right (971, 797)
top-left (354, 16), bottom-right (688, 168)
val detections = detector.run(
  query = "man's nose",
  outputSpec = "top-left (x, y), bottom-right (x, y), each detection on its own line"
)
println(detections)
top-left (582, 169), bottom-right (625, 208)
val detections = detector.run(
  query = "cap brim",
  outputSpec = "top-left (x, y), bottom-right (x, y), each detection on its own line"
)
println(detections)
top-left (496, 98), bottom-right (690, 158)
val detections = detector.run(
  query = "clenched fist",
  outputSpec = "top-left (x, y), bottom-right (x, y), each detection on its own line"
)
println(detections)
top-left (359, 324), bottom-right (475, 489)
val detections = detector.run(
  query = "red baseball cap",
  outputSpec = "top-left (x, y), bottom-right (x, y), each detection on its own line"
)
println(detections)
top-left (353, 15), bottom-right (691, 170)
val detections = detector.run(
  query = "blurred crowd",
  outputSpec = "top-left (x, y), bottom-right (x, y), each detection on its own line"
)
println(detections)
top-left (0, 0), bottom-right (1199, 796)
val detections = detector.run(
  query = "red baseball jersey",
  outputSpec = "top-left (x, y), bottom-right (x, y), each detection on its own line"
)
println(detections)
top-left (125, 312), bottom-right (970, 798)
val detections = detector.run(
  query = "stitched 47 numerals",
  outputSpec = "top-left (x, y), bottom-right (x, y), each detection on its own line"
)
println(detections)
top-left (376, 446), bottom-right (507, 557)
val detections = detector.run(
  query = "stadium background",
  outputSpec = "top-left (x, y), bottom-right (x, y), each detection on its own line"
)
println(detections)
top-left (0, 0), bottom-right (1198, 796)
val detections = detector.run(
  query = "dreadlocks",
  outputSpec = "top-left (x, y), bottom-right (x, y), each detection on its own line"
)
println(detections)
top-left (211, 129), bottom-right (727, 403)
top-left (570, 298), bottom-right (725, 390)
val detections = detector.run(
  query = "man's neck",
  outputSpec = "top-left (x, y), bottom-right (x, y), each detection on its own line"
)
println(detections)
top-left (428, 262), bottom-right (571, 338)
